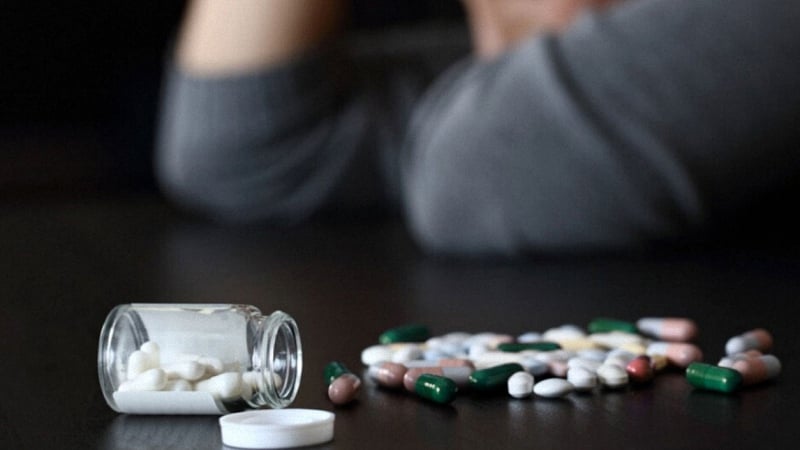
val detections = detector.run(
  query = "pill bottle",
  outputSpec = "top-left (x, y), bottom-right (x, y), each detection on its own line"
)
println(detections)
top-left (98, 304), bottom-right (302, 414)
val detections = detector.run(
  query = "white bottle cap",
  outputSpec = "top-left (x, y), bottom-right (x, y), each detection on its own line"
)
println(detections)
top-left (219, 409), bottom-right (335, 449)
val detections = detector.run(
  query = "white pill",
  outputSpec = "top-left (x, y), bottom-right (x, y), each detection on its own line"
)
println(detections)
top-left (472, 351), bottom-right (528, 369)
top-left (520, 357), bottom-right (550, 376)
top-left (533, 378), bottom-right (574, 398)
top-left (164, 379), bottom-right (193, 391)
top-left (163, 361), bottom-right (206, 381)
top-left (198, 356), bottom-right (225, 376)
top-left (577, 349), bottom-right (608, 362)
top-left (567, 357), bottom-right (602, 374)
top-left (567, 367), bottom-right (598, 392)
top-left (126, 350), bottom-right (156, 380)
top-left (391, 345), bottom-right (424, 363)
top-left (604, 350), bottom-right (637, 369)
top-left (597, 364), bottom-right (628, 388)
top-left (517, 332), bottom-right (543, 343)
top-left (195, 372), bottom-right (242, 400)
top-left (543, 325), bottom-right (586, 342)
top-left (140, 341), bottom-right (160, 357)
top-left (361, 345), bottom-right (394, 366)
top-left (119, 368), bottom-right (167, 392)
top-left (590, 331), bottom-right (646, 349)
top-left (507, 372), bottom-right (535, 398)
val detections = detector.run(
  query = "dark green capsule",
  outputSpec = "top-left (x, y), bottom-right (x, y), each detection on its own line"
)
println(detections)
top-left (324, 361), bottom-right (351, 385)
top-left (686, 362), bottom-right (742, 393)
top-left (379, 324), bottom-right (430, 344)
top-left (415, 373), bottom-right (458, 404)
top-left (468, 363), bottom-right (525, 391)
top-left (498, 342), bottom-right (561, 352)
top-left (588, 318), bottom-right (638, 334)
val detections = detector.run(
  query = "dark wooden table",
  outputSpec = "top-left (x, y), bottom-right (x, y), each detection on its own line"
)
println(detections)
top-left (2, 195), bottom-right (798, 449)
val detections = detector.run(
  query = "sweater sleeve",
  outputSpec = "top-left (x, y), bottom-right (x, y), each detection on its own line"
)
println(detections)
top-left (401, 0), bottom-right (800, 255)
top-left (155, 26), bottom-right (468, 224)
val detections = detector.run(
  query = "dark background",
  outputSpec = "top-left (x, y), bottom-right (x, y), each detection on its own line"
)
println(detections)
top-left (0, 0), bottom-right (464, 196)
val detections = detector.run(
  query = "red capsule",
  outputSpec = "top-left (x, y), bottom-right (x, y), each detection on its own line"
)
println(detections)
top-left (626, 355), bottom-right (655, 384)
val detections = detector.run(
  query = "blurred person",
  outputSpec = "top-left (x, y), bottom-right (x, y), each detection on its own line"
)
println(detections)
top-left (156, 0), bottom-right (800, 256)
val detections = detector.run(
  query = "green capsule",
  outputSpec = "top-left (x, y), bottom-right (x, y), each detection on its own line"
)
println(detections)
top-left (415, 374), bottom-right (458, 404)
top-left (468, 363), bottom-right (525, 391)
top-left (498, 342), bottom-right (561, 352)
top-left (379, 324), bottom-right (430, 344)
top-left (686, 362), bottom-right (742, 393)
top-left (324, 361), bottom-right (352, 385)
top-left (588, 318), bottom-right (638, 334)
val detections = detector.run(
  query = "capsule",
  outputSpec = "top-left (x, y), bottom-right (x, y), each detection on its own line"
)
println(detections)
top-left (468, 363), bottom-right (525, 391)
top-left (368, 362), bottom-right (407, 389)
top-left (328, 373), bottom-right (361, 405)
top-left (718, 350), bottom-right (763, 368)
top-left (379, 324), bottom-right (430, 344)
top-left (686, 362), bottom-right (742, 393)
top-left (415, 374), bottom-right (458, 404)
top-left (725, 328), bottom-right (773, 355)
top-left (497, 342), bottom-right (561, 352)
top-left (403, 366), bottom-right (473, 392)
top-left (636, 317), bottom-right (698, 341)
top-left (647, 342), bottom-right (703, 368)
top-left (731, 354), bottom-right (781, 386)
top-left (588, 318), bottom-right (638, 334)
top-left (626, 355), bottom-right (655, 384)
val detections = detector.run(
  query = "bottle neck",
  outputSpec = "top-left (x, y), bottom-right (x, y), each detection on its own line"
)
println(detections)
top-left (251, 311), bottom-right (302, 408)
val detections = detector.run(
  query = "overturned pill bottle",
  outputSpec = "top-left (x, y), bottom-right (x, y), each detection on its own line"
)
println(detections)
top-left (98, 304), bottom-right (302, 414)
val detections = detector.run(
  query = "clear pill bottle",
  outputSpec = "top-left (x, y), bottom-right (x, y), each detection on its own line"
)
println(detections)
top-left (98, 304), bottom-right (302, 414)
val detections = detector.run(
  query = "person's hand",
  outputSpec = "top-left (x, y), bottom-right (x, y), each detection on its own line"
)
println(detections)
top-left (462, 0), bottom-right (618, 59)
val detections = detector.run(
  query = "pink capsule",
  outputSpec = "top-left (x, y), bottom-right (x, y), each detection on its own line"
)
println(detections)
top-left (636, 317), bottom-right (698, 342)
top-left (718, 350), bottom-right (763, 368)
top-left (647, 342), bottom-right (703, 368)
top-left (328, 373), bottom-right (361, 405)
top-left (725, 328), bottom-right (773, 355)
top-left (731, 354), bottom-right (781, 386)
top-left (626, 355), bottom-right (655, 384)
top-left (368, 362), bottom-right (407, 389)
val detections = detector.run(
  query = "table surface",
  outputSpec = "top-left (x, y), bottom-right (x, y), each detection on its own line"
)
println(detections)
top-left (2, 195), bottom-right (798, 449)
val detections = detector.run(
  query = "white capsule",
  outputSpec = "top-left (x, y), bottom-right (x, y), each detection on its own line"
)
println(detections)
top-left (118, 368), bottom-right (167, 392)
top-left (507, 372), bottom-right (535, 398)
top-left (195, 372), bottom-right (242, 400)
top-left (197, 356), bottom-right (225, 376)
top-left (361, 345), bottom-right (395, 366)
top-left (517, 332), bottom-right (543, 343)
top-left (567, 367), bottom-right (598, 392)
top-left (597, 364), bottom-right (628, 388)
top-left (139, 341), bottom-right (161, 369)
top-left (126, 350), bottom-right (156, 380)
top-left (472, 351), bottom-right (529, 370)
top-left (533, 378), bottom-right (574, 398)
top-left (163, 361), bottom-right (206, 381)
top-left (164, 379), bottom-right (193, 391)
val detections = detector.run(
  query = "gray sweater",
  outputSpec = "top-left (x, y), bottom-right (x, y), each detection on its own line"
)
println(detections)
top-left (156, 0), bottom-right (800, 255)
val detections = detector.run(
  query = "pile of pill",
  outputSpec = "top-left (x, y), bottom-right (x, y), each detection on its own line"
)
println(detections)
top-left (115, 341), bottom-right (271, 403)
top-left (325, 319), bottom-right (781, 405)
